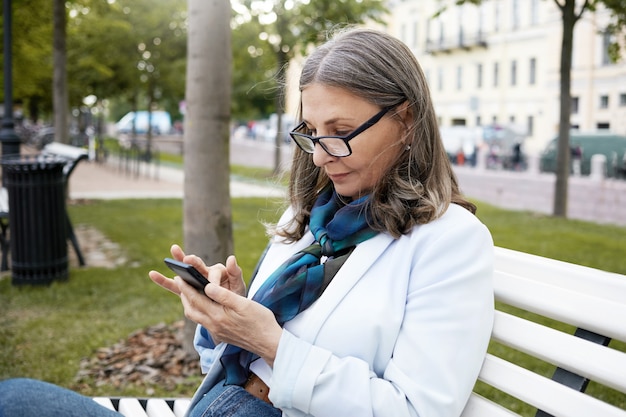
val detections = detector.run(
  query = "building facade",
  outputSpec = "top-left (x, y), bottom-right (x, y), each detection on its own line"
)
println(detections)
top-left (387, 0), bottom-right (626, 155)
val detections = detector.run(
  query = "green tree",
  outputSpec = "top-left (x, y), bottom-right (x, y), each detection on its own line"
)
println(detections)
top-left (234, 0), bottom-right (388, 173)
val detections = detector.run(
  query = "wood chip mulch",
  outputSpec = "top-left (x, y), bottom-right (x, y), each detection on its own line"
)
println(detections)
top-left (73, 321), bottom-right (202, 394)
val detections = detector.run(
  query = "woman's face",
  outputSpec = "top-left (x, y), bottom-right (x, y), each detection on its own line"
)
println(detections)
top-left (300, 84), bottom-right (405, 200)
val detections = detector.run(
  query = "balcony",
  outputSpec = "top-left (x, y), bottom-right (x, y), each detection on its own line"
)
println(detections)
top-left (426, 32), bottom-right (488, 54)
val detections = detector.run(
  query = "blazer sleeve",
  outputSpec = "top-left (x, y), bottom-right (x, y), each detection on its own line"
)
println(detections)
top-left (269, 207), bottom-right (494, 417)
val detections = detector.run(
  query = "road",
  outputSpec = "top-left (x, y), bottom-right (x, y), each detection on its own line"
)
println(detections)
top-left (150, 134), bottom-right (294, 171)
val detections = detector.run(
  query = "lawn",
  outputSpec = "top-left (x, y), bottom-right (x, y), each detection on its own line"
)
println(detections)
top-left (0, 193), bottom-right (624, 413)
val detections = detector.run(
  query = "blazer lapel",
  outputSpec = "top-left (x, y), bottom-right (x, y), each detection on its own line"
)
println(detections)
top-left (298, 233), bottom-right (394, 341)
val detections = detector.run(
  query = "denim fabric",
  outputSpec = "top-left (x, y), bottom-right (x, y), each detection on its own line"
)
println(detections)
top-left (189, 380), bottom-right (281, 417)
top-left (0, 378), bottom-right (122, 417)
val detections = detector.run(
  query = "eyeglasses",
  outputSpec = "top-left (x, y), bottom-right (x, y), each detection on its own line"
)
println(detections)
top-left (289, 106), bottom-right (393, 157)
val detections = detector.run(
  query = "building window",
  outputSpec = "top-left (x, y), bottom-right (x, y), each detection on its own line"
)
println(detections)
top-left (620, 93), bottom-right (626, 106)
top-left (571, 96), bottom-right (579, 114)
top-left (530, 0), bottom-right (539, 25)
top-left (509, 115), bottom-right (516, 124)
top-left (476, 115), bottom-right (482, 126)
top-left (529, 58), bottom-right (536, 85)
top-left (439, 21), bottom-right (445, 46)
top-left (511, 60), bottom-right (517, 86)
top-left (597, 122), bottom-right (610, 129)
top-left (527, 115), bottom-right (534, 136)
top-left (438, 67), bottom-right (444, 91)
top-left (494, 2), bottom-right (500, 32)
top-left (602, 32), bottom-right (612, 65)
top-left (493, 62), bottom-right (499, 87)
top-left (477, 63), bottom-right (483, 88)
top-left (512, 0), bottom-right (519, 29)
top-left (457, 66), bottom-right (463, 90)
top-left (599, 95), bottom-right (609, 109)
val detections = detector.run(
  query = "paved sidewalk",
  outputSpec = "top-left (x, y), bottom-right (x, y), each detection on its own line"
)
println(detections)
top-left (68, 158), bottom-right (285, 200)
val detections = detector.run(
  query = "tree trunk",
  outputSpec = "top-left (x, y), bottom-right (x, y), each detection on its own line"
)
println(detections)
top-left (52, 0), bottom-right (69, 144)
top-left (553, 0), bottom-right (578, 217)
top-left (182, 0), bottom-right (233, 356)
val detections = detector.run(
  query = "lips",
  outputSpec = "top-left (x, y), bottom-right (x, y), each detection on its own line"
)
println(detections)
top-left (327, 172), bottom-right (349, 182)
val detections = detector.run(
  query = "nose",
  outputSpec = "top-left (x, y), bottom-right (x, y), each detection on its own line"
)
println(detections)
top-left (312, 142), bottom-right (336, 167)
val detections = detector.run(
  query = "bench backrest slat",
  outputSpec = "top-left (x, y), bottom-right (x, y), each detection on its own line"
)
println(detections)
top-left (494, 271), bottom-right (626, 341)
top-left (478, 354), bottom-right (626, 417)
top-left (492, 310), bottom-right (626, 393)
top-left (494, 247), bottom-right (626, 303)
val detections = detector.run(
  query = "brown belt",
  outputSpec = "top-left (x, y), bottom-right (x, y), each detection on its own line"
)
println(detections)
top-left (244, 372), bottom-right (272, 405)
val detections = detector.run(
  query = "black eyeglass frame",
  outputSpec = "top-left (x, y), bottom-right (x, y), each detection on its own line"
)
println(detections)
top-left (289, 105), bottom-right (394, 157)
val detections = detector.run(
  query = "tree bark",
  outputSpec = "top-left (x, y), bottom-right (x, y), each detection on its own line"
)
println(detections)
top-left (181, 0), bottom-right (233, 356)
top-left (553, 0), bottom-right (587, 217)
top-left (52, 0), bottom-right (69, 144)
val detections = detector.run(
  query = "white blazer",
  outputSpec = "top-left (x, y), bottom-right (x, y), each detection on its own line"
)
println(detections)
top-left (188, 203), bottom-right (494, 417)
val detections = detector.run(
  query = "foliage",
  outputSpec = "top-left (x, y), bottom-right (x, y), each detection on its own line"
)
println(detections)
top-left (603, 0), bottom-right (626, 62)
top-left (0, 0), bottom-right (54, 120)
top-left (231, 16), bottom-right (279, 121)
top-left (2, 0), bottom-right (389, 125)
top-left (66, 0), bottom-right (187, 121)
top-left (231, 0), bottom-right (389, 120)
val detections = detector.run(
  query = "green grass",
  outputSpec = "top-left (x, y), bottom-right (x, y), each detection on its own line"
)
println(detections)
top-left (0, 192), bottom-right (625, 411)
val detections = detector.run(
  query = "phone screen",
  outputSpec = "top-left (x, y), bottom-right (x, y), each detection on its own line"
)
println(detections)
top-left (164, 258), bottom-right (209, 290)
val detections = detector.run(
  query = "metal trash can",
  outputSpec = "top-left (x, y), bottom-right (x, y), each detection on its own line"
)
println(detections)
top-left (2, 155), bottom-right (68, 285)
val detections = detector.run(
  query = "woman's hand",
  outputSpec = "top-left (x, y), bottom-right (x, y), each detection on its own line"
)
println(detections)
top-left (178, 275), bottom-right (283, 366)
top-left (148, 244), bottom-right (281, 365)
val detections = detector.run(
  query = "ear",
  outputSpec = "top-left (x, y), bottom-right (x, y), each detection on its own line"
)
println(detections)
top-left (395, 101), bottom-right (413, 128)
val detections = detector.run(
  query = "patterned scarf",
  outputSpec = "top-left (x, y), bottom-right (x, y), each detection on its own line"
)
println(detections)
top-left (220, 187), bottom-right (378, 385)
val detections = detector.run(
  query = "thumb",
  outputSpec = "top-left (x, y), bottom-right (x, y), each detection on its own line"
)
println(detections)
top-left (204, 280), bottom-right (241, 308)
top-left (226, 255), bottom-right (242, 279)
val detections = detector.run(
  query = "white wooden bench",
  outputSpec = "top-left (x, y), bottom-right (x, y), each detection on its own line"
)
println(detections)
top-left (91, 247), bottom-right (626, 417)
top-left (0, 142), bottom-right (89, 270)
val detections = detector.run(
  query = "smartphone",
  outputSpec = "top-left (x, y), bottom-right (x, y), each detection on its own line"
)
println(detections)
top-left (164, 258), bottom-right (210, 291)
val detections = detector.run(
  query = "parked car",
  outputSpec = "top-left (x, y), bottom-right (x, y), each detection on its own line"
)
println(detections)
top-left (115, 111), bottom-right (172, 135)
top-left (539, 132), bottom-right (626, 177)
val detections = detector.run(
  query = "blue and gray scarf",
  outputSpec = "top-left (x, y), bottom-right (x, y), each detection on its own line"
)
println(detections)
top-left (220, 187), bottom-right (378, 385)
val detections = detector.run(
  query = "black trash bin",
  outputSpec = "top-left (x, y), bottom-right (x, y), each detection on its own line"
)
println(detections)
top-left (2, 156), bottom-right (68, 285)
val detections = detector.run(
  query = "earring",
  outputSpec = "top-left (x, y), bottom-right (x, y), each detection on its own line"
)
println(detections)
top-left (405, 144), bottom-right (411, 151)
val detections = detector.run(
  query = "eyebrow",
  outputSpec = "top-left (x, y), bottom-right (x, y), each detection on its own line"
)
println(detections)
top-left (302, 116), bottom-right (357, 129)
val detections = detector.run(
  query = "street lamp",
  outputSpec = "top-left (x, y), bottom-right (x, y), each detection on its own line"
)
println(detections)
top-left (0, 0), bottom-right (22, 159)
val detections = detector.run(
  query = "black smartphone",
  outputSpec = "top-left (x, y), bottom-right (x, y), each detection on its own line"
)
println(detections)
top-left (164, 258), bottom-right (210, 291)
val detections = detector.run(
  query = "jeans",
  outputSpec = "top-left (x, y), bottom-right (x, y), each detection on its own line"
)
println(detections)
top-left (0, 378), bottom-right (122, 417)
top-left (189, 380), bottom-right (281, 417)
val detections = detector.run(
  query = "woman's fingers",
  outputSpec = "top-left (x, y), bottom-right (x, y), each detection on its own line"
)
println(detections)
top-left (148, 269), bottom-right (181, 295)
